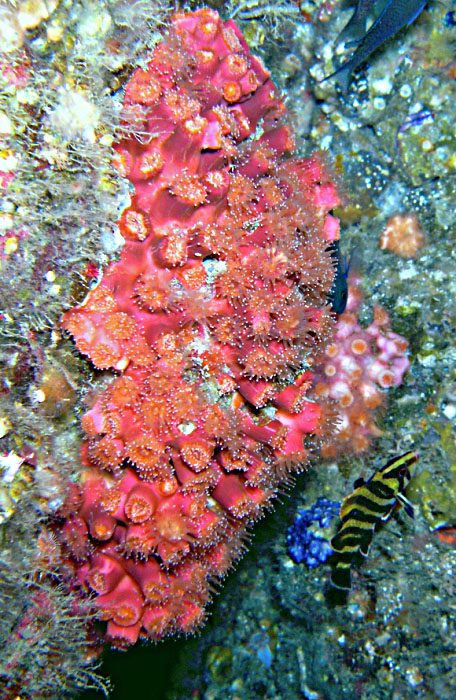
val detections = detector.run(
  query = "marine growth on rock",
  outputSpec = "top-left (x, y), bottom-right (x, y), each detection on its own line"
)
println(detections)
top-left (60, 8), bottom-right (341, 647)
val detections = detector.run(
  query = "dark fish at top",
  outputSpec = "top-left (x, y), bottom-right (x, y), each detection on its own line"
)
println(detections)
top-left (327, 239), bottom-right (349, 315)
top-left (327, 240), bottom-right (362, 315)
top-left (330, 450), bottom-right (418, 590)
top-left (324, 0), bottom-right (428, 96)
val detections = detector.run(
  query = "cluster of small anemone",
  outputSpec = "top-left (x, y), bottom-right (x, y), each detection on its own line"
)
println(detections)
top-left (59, 8), bottom-right (341, 647)
top-left (313, 277), bottom-right (410, 456)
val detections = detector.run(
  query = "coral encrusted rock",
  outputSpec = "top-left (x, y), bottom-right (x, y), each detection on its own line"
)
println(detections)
top-left (60, 8), bottom-right (340, 647)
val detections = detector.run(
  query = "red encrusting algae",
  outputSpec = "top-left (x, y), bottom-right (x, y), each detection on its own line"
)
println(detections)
top-left (60, 8), bottom-right (341, 647)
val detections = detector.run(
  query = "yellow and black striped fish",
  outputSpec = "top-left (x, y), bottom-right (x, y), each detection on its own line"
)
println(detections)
top-left (330, 450), bottom-right (418, 590)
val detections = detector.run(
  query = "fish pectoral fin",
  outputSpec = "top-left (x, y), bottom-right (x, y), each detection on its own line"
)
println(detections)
top-left (379, 505), bottom-right (395, 521)
top-left (397, 492), bottom-right (414, 518)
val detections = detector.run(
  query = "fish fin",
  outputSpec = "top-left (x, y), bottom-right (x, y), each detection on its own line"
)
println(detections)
top-left (320, 60), bottom-right (353, 96)
top-left (336, 0), bottom-right (377, 45)
top-left (333, 63), bottom-right (353, 97)
top-left (337, 24), bottom-right (366, 47)
top-left (342, 255), bottom-right (350, 280)
top-left (407, 0), bottom-right (428, 25)
top-left (331, 561), bottom-right (352, 590)
top-left (397, 492), bottom-right (414, 518)
top-left (330, 532), bottom-right (345, 552)
top-left (379, 504), bottom-right (395, 521)
top-left (347, 242), bottom-right (363, 278)
top-left (344, 37), bottom-right (365, 48)
top-left (353, 477), bottom-right (365, 489)
top-left (359, 536), bottom-right (372, 557)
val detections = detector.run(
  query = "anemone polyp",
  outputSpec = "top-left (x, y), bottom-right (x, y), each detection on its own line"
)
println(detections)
top-left (325, 342), bottom-right (339, 357)
top-left (350, 337), bottom-right (368, 355)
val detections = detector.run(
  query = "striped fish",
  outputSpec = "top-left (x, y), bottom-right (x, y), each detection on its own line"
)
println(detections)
top-left (330, 450), bottom-right (418, 590)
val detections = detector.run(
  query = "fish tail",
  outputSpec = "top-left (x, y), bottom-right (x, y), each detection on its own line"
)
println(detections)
top-left (320, 61), bottom-right (353, 97)
top-left (334, 64), bottom-right (353, 97)
top-left (407, 1), bottom-right (427, 26)
top-left (337, 22), bottom-right (367, 48)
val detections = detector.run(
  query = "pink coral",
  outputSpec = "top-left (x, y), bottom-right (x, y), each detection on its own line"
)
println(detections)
top-left (313, 276), bottom-right (410, 456)
top-left (379, 213), bottom-right (425, 258)
top-left (60, 8), bottom-right (341, 647)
